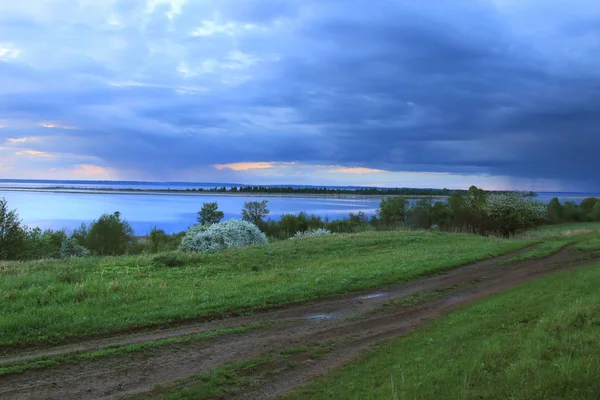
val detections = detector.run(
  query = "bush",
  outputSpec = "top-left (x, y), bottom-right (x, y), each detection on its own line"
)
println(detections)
top-left (23, 228), bottom-right (67, 260)
top-left (152, 254), bottom-right (185, 267)
top-left (60, 237), bottom-right (91, 259)
top-left (86, 212), bottom-right (134, 256)
top-left (377, 197), bottom-right (409, 226)
top-left (290, 228), bottom-right (335, 240)
top-left (484, 193), bottom-right (547, 237)
top-left (179, 219), bottom-right (268, 254)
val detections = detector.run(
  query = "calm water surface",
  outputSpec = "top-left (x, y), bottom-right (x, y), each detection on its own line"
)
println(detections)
top-left (0, 191), bottom-right (381, 234)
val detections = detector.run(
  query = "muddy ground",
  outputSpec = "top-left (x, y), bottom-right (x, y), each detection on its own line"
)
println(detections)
top-left (1, 246), bottom-right (598, 399)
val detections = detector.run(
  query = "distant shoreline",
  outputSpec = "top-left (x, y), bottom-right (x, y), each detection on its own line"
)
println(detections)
top-left (0, 187), bottom-right (450, 200)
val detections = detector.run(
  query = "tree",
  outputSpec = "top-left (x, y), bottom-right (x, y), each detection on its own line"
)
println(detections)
top-left (580, 197), bottom-right (599, 221)
top-left (406, 199), bottom-right (433, 229)
top-left (197, 202), bottom-right (224, 225)
top-left (86, 212), bottom-right (134, 256)
top-left (0, 198), bottom-right (25, 260)
top-left (547, 197), bottom-right (565, 224)
top-left (148, 227), bottom-right (170, 253)
top-left (377, 197), bottom-right (409, 226)
top-left (241, 200), bottom-right (270, 226)
top-left (590, 202), bottom-right (600, 222)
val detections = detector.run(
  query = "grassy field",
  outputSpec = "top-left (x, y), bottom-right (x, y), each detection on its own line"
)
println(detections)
top-left (284, 261), bottom-right (600, 400)
top-left (0, 231), bottom-right (529, 347)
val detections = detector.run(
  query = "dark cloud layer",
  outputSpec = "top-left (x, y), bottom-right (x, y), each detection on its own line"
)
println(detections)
top-left (1, 0), bottom-right (599, 189)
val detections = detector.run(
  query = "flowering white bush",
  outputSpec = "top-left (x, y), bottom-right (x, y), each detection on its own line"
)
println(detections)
top-left (483, 193), bottom-right (547, 237)
top-left (290, 228), bottom-right (335, 240)
top-left (179, 219), bottom-right (267, 253)
top-left (60, 238), bottom-right (91, 259)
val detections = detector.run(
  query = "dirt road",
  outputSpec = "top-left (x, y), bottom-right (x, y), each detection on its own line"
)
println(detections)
top-left (1, 247), bottom-right (597, 399)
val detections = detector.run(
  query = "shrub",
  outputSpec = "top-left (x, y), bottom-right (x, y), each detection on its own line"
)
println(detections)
top-left (86, 211), bottom-right (134, 256)
top-left (179, 219), bottom-right (267, 254)
top-left (152, 254), bottom-right (185, 267)
top-left (484, 193), bottom-right (547, 237)
top-left (290, 228), bottom-right (335, 240)
top-left (60, 237), bottom-right (91, 259)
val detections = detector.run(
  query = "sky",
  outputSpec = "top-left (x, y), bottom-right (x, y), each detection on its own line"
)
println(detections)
top-left (0, 0), bottom-right (599, 191)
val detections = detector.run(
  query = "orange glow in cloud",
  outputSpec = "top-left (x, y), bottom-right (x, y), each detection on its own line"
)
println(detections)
top-left (72, 164), bottom-right (112, 176)
top-left (328, 167), bottom-right (387, 174)
top-left (7, 137), bottom-right (36, 144)
top-left (214, 162), bottom-right (275, 171)
top-left (39, 122), bottom-right (78, 130)
top-left (15, 150), bottom-right (53, 157)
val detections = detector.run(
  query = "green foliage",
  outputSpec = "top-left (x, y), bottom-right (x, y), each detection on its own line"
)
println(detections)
top-left (406, 199), bottom-right (433, 229)
top-left (377, 197), bottom-right (409, 226)
top-left (197, 202), bottom-right (224, 225)
top-left (23, 228), bottom-right (68, 260)
top-left (146, 227), bottom-right (182, 253)
top-left (590, 202), bottom-right (600, 222)
top-left (60, 237), bottom-right (91, 259)
top-left (86, 211), bottom-right (134, 256)
top-left (0, 198), bottom-right (26, 260)
top-left (547, 197), bottom-right (565, 224)
top-left (241, 200), bottom-right (270, 226)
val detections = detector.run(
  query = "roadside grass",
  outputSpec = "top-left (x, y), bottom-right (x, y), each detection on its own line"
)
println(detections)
top-left (519, 222), bottom-right (600, 240)
top-left (500, 240), bottom-right (574, 264)
top-left (0, 231), bottom-right (530, 347)
top-left (574, 237), bottom-right (600, 252)
top-left (0, 323), bottom-right (270, 377)
top-left (283, 262), bottom-right (600, 400)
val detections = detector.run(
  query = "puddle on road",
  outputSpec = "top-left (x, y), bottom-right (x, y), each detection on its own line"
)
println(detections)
top-left (305, 313), bottom-right (342, 321)
top-left (355, 292), bottom-right (389, 300)
top-left (445, 294), bottom-right (471, 304)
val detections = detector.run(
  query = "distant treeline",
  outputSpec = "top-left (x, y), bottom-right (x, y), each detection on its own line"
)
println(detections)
top-left (9, 184), bottom-right (537, 197)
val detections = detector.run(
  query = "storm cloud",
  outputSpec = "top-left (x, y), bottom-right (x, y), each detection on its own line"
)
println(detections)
top-left (0, 0), bottom-right (599, 189)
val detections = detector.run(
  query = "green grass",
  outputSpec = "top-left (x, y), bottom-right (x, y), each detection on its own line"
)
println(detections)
top-left (0, 231), bottom-right (530, 347)
top-left (574, 237), bottom-right (600, 252)
top-left (138, 343), bottom-right (337, 400)
top-left (500, 240), bottom-right (573, 264)
top-left (283, 262), bottom-right (600, 400)
top-left (0, 323), bottom-right (270, 377)
top-left (520, 222), bottom-right (600, 240)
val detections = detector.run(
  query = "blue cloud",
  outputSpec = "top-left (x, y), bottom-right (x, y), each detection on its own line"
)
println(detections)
top-left (1, 0), bottom-right (599, 189)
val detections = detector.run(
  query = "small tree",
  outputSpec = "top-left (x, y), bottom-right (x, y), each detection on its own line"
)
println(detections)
top-left (148, 227), bottom-right (170, 253)
top-left (241, 200), bottom-right (270, 226)
top-left (0, 198), bottom-right (26, 260)
top-left (547, 197), bottom-right (564, 224)
top-left (86, 211), bottom-right (134, 256)
top-left (197, 202), bottom-right (224, 225)
top-left (377, 197), bottom-right (409, 226)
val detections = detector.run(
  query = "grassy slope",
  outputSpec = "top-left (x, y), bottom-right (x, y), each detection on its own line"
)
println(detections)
top-left (0, 231), bottom-right (528, 347)
top-left (285, 262), bottom-right (600, 400)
